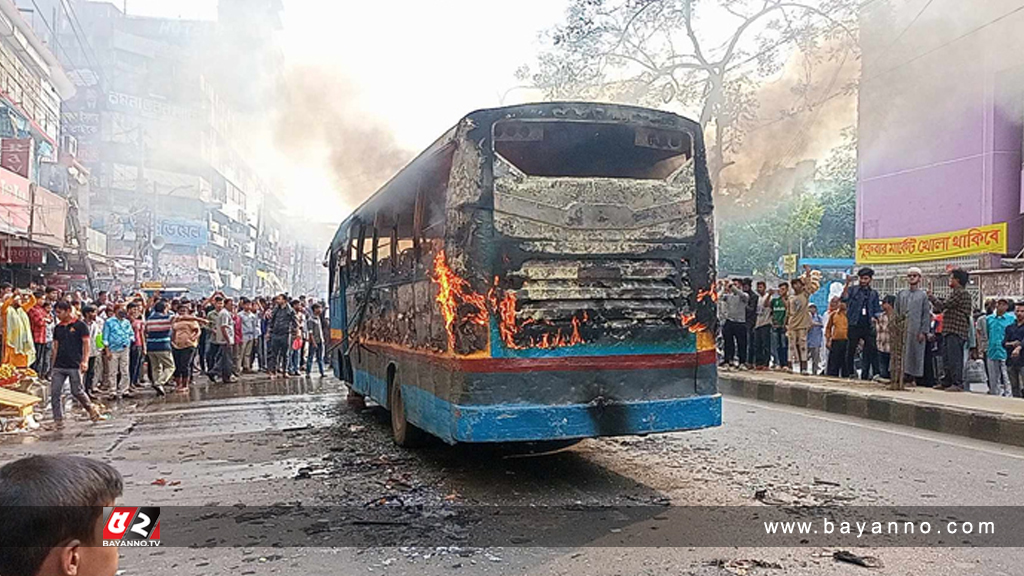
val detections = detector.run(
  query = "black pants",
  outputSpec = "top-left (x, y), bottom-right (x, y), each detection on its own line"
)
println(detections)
top-left (827, 340), bottom-right (850, 377)
top-left (746, 325), bottom-right (757, 364)
top-left (206, 340), bottom-right (221, 374)
top-left (84, 356), bottom-right (98, 395)
top-left (942, 333), bottom-right (965, 388)
top-left (129, 344), bottom-right (143, 385)
top-left (722, 320), bottom-right (748, 365)
top-left (214, 343), bottom-right (233, 381)
top-left (173, 347), bottom-right (196, 379)
top-left (753, 325), bottom-right (771, 367)
top-left (267, 333), bottom-right (290, 373)
top-left (846, 323), bottom-right (877, 380)
top-left (198, 330), bottom-right (209, 372)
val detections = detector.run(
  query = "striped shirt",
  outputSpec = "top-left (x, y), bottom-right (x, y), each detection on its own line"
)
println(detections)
top-left (145, 312), bottom-right (173, 352)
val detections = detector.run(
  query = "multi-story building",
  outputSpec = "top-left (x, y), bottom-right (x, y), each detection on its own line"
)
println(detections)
top-left (857, 0), bottom-right (1024, 297)
top-left (21, 0), bottom-right (317, 296)
top-left (0, 0), bottom-right (79, 287)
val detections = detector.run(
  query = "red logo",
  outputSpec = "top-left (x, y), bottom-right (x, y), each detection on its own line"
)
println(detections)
top-left (102, 507), bottom-right (161, 546)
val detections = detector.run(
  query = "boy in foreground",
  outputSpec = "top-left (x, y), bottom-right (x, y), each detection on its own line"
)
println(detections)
top-left (0, 455), bottom-right (123, 576)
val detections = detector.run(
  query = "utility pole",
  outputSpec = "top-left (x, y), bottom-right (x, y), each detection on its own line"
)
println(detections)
top-left (133, 127), bottom-right (146, 285)
top-left (27, 183), bottom-right (36, 242)
top-left (66, 196), bottom-right (96, 296)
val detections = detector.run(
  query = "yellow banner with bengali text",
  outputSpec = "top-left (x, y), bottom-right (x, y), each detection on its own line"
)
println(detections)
top-left (856, 223), bottom-right (1008, 264)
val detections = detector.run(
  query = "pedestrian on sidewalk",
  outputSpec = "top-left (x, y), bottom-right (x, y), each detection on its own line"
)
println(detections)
top-left (875, 295), bottom-right (895, 382)
top-left (892, 267), bottom-right (931, 389)
top-left (27, 291), bottom-right (49, 377)
top-left (770, 283), bottom-right (790, 370)
top-left (842, 267), bottom-right (881, 380)
top-left (720, 279), bottom-right (749, 368)
top-left (1003, 301), bottom-right (1024, 398)
top-left (49, 302), bottom-right (106, 427)
top-left (102, 304), bottom-right (133, 400)
top-left (228, 299), bottom-right (244, 376)
top-left (826, 299), bottom-right (850, 377)
top-left (808, 303), bottom-right (824, 375)
top-left (171, 303), bottom-right (206, 392)
top-left (267, 294), bottom-right (295, 377)
top-left (753, 281), bottom-right (773, 370)
top-left (306, 303), bottom-right (326, 377)
top-left (986, 298), bottom-right (1015, 397)
top-left (144, 300), bottom-right (173, 396)
top-left (204, 297), bottom-right (222, 376)
top-left (128, 301), bottom-right (145, 387)
top-left (240, 298), bottom-right (261, 373)
top-left (934, 268), bottom-right (972, 392)
top-left (975, 299), bottom-right (995, 364)
top-left (82, 305), bottom-right (103, 398)
top-left (288, 300), bottom-right (306, 376)
top-left (787, 266), bottom-right (820, 375)
top-left (742, 278), bottom-right (758, 366)
top-left (209, 296), bottom-right (237, 384)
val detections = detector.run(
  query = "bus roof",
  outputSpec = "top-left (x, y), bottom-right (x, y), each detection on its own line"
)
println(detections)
top-left (331, 101), bottom-right (701, 248)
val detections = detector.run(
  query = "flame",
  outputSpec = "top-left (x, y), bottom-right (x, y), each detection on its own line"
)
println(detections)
top-left (432, 251), bottom-right (588, 353)
top-left (678, 312), bottom-right (707, 334)
top-left (687, 322), bottom-right (708, 334)
top-left (696, 287), bottom-right (718, 303)
top-left (433, 251), bottom-right (489, 350)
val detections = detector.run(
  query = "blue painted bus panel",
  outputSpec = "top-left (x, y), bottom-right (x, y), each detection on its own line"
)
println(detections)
top-left (354, 368), bottom-right (720, 444)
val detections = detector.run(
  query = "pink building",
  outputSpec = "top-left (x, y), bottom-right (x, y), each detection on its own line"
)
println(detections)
top-left (857, 0), bottom-right (1024, 259)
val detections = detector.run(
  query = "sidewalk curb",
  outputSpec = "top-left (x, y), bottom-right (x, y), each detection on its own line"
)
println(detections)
top-left (718, 374), bottom-right (1024, 448)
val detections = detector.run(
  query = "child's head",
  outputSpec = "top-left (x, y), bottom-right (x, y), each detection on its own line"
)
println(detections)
top-left (0, 455), bottom-right (123, 576)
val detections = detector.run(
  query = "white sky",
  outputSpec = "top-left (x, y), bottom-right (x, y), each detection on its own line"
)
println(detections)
top-left (121, 0), bottom-right (569, 222)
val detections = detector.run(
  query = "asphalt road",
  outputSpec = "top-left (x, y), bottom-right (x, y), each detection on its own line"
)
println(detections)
top-left (3, 374), bottom-right (1024, 575)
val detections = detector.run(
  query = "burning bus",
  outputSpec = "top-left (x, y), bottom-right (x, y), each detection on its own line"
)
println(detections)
top-left (327, 102), bottom-right (720, 445)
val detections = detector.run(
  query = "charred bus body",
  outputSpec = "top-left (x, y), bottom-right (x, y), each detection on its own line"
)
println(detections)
top-left (328, 102), bottom-right (720, 445)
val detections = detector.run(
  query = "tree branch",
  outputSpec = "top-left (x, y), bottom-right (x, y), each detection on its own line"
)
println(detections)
top-left (718, 2), bottom-right (855, 69)
top-left (682, 0), bottom-right (711, 67)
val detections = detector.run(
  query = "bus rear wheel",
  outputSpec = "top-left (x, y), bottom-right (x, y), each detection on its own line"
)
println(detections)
top-left (389, 382), bottom-right (425, 447)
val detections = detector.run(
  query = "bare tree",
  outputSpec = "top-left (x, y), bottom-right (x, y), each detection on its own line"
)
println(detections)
top-left (520, 0), bottom-right (859, 190)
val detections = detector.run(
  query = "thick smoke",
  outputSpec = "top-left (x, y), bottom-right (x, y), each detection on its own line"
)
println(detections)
top-left (718, 38), bottom-right (859, 212)
top-left (273, 67), bottom-right (413, 206)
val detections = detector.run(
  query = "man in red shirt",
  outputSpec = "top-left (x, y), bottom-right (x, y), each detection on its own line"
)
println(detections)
top-left (27, 290), bottom-right (49, 376)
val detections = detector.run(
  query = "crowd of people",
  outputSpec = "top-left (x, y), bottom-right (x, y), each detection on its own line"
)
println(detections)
top-left (717, 266), bottom-right (1024, 396)
top-left (0, 283), bottom-right (330, 429)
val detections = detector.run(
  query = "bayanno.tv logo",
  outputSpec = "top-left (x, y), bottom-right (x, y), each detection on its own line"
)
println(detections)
top-left (102, 507), bottom-right (161, 547)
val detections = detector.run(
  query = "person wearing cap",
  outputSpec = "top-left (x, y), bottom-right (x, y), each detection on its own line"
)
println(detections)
top-left (841, 267), bottom-right (882, 380)
top-left (892, 267), bottom-right (932, 388)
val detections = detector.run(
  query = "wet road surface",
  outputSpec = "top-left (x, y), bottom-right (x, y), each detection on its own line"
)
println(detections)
top-left (3, 374), bottom-right (1024, 575)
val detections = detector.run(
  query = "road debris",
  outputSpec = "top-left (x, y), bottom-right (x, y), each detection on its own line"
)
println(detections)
top-left (833, 550), bottom-right (883, 568)
top-left (707, 558), bottom-right (783, 575)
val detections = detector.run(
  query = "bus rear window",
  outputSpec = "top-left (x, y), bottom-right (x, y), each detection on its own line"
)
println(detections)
top-left (493, 121), bottom-right (692, 180)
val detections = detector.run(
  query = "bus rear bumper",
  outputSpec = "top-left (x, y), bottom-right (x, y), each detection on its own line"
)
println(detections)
top-left (437, 393), bottom-right (722, 444)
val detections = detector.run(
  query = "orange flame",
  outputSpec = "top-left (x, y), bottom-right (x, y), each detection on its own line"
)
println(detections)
top-left (432, 251), bottom-right (588, 353)
top-left (678, 312), bottom-right (708, 334)
top-left (433, 251), bottom-right (489, 350)
top-left (697, 287), bottom-right (719, 303)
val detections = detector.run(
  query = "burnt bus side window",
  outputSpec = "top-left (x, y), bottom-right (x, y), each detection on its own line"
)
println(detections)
top-left (493, 121), bottom-right (692, 180)
top-left (365, 143), bottom-right (457, 280)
